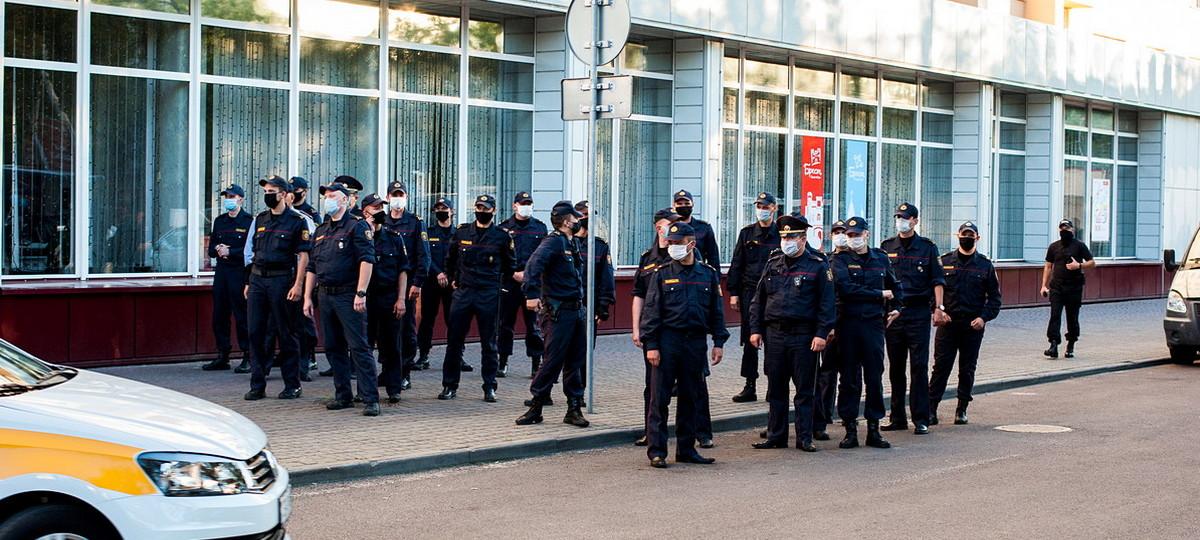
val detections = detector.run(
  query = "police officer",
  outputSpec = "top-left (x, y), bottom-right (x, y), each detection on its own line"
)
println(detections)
top-left (288, 176), bottom-right (321, 377)
top-left (573, 201), bottom-right (616, 327)
top-left (303, 182), bottom-right (382, 416)
top-left (671, 190), bottom-right (720, 265)
top-left (335, 175), bottom-right (365, 218)
top-left (289, 177), bottom-right (321, 225)
top-left (930, 221), bottom-right (1002, 426)
top-left (203, 184), bottom-right (252, 371)
top-left (499, 192), bottom-right (547, 378)
top-left (813, 219), bottom-right (850, 439)
top-left (1040, 219), bottom-right (1094, 358)
top-left (641, 221), bottom-right (728, 468)
top-left (516, 201), bottom-right (590, 428)
top-left (879, 203), bottom-right (946, 435)
top-left (438, 194), bottom-right (515, 402)
top-left (361, 194), bottom-right (411, 403)
top-left (747, 213), bottom-right (835, 452)
top-left (727, 191), bottom-right (781, 403)
top-left (417, 197), bottom-right (455, 370)
top-left (632, 208), bottom-right (681, 447)
top-left (380, 181), bottom-right (430, 386)
top-left (243, 176), bottom-right (311, 401)
top-left (831, 217), bottom-right (902, 449)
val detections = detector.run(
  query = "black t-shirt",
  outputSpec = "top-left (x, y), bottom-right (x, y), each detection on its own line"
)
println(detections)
top-left (1045, 238), bottom-right (1094, 292)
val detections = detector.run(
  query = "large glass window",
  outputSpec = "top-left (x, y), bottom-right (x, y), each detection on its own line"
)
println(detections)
top-left (299, 92), bottom-right (378, 184)
top-left (387, 100), bottom-right (458, 216)
top-left (389, 48), bottom-right (459, 96)
top-left (994, 91), bottom-right (1027, 260)
top-left (466, 107), bottom-right (531, 206)
top-left (94, 0), bottom-right (189, 14)
top-left (301, 38), bottom-right (379, 89)
top-left (921, 147), bottom-right (953, 251)
top-left (614, 121), bottom-right (672, 265)
top-left (202, 0), bottom-right (290, 26)
top-left (91, 14), bottom-right (189, 73)
top-left (880, 143), bottom-right (916, 227)
top-left (202, 26), bottom-right (290, 81)
top-left (1061, 103), bottom-right (1139, 258)
top-left (4, 4), bottom-right (76, 63)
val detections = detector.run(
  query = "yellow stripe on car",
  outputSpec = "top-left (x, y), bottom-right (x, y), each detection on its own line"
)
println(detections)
top-left (0, 428), bottom-right (156, 496)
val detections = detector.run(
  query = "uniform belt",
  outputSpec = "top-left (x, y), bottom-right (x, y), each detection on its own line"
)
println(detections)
top-left (251, 266), bottom-right (294, 277)
top-left (319, 285), bottom-right (356, 295)
top-left (767, 321), bottom-right (815, 334)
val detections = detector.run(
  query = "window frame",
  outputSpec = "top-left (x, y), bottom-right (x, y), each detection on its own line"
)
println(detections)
top-left (991, 89), bottom-right (1029, 262)
top-left (1060, 99), bottom-right (1139, 261)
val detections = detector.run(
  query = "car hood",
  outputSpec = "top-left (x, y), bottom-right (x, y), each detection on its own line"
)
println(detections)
top-left (0, 369), bottom-right (266, 460)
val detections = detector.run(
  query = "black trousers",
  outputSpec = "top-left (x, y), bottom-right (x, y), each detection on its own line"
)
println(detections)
top-left (813, 334), bottom-right (840, 432)
top-left (367, 288), bottom-right (405, 396)
top-left (930, 318), bottom-right (985, 406)
top-left (442, 287), bottom-right (501, 390)
top-left (837, 316), bottom-right (886, 423)
top-left (247, 273), bottom-right (300, 393)
top-left (1047, 289), bottom-right (1083, 344)
top-left (211, 265), bottom-right (249, 357)
top-left (499, 283), bottom-right (544, 360)
top-left (530, 304), bottom-right (586, 400)
top-left (418, 280), bottom-right (454, 356)
top-left (287, 292), bottom-right (318, 365)
top-left (399, 293), bottom-right (418, 365)
top-left (319, 290), bottom-right (379, 404)
top-left (646, 329), bottom-right (707, 459)
top-left (736, 287), bottom-right (760, 381)
top-left (886, 308), bottom-right (932, 424)
top-left (763, 328), bottom-right (819, 445)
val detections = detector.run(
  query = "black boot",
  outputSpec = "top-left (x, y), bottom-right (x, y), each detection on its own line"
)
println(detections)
top-left (201, 354), bottom-right (231, 371)
top-left (460, 362), bottom-right (474, 372)
top-left (838, 422), bottom-right (859, 449)
top-left (530, 355), bottom-right (542, 378)
top-left (523, 395), bottom-right (553, 407)
top-left (319, 367), bottom-right (335, 377)
top-left (307, 353), bottom-right (318, 372)
top-left (929, 402), bottom-right (940, 426)
top-left (515, 402), bottom-right (544, 425)
top-left (880, 417), bottom-right (908, 431)
top-left (299, 366), bottom-right (312, 382)
top-left (1043, 341), bottom-right (1059, 358)
top-left (563, 398), bottom-right (590, 427)
top-left (1065, 340), bottom-right (1076, 358)
top-left (634, 434), bottom-right (648, 446)
top-left (866, 420), bottom-right (892, 449)
top-left (498, 356), bottom-right (508, 378)
top-left (955, 401), bottom-right (969, 425)
top-left (731, 380), bottom-right (757, 403)
top-left (233, 355), bottom-right (252, 374)
top-left (413, 353), bottom-right (430, 371)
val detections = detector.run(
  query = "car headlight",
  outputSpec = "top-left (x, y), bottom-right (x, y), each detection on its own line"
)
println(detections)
top-left (1167, 290), bottom-right (1188, 314)
top-left (137, 452), bottom-right (249, 496)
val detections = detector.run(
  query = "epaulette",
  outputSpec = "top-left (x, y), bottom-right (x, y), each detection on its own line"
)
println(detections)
top-left (457, 223), bottom-right (471, 229)
top-left (698, 260), bottom-right (717, 272)
top-left (766, 248), bottom-right (785, 261)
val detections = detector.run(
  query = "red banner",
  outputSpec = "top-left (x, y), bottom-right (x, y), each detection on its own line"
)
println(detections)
top-left (800, 136), bottom-right (825, 248)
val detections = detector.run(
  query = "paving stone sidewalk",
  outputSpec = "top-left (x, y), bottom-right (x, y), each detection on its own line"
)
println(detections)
top-left (100, 299), bottom-right (1169, 479)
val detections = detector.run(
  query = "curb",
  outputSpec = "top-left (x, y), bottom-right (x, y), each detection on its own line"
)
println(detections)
top-left (290, 356), bottom-right (1169, 485)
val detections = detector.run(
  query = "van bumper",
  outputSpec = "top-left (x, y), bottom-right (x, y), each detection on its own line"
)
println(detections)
top-left (1165, 298), bottom-right (1200, 347)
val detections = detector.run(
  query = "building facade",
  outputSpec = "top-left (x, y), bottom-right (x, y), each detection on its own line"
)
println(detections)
top-left (1, 0), bottom-right (1198, 365)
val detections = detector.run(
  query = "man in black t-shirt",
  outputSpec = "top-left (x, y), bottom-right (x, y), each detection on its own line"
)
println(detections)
top-left (1040, 219), bottom-right (1095, 358)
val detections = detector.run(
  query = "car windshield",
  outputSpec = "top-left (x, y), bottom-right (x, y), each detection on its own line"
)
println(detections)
top-left (1185, 230), bottom-right (1200, 269)
top-left (0, 339), bottom-right (76, 394)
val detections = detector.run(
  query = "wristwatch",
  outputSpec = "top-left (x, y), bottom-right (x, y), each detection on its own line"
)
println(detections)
top-left (936, 304), bottom-right (946, 311)
top-left (356, 290), bottom-right (367, 298)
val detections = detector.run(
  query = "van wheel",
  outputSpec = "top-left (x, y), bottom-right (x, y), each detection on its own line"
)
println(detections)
top-left (0, 504), bottom-right (116, 540)
top-left (1169, 345), bottom-right (1197, 365)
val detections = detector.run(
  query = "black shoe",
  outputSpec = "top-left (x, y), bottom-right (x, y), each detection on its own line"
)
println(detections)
top-left (299, 370), bottom-right (312, 382)
top-left (308, 358), bottom-right (319, 372)
top-left (634, 435), bottom-right (648, 446)
top-left (460, 362), bottom-right (474, 372)
top-left (530, 355), bottom-right (542, 378)
top-left (401, 377), bottom-right (411, 391)
top-left (498, 364), bottom-right (508, 378)
top-left (353, 395), bottom-right (363, 403)
top-left (798, 440), bottom-right (818, 452)
top-left (752, 440), bottom-right (787, 449)
top-left (698, 438), bottom-right (714, 449)
top-left (930, 407), bottom-right (940, 426)
top-left (387, 393), bottom-right (401, 404)
top-left (243, 389), bottom-right (266, 401)
top-left (277, 388), bottom-right (302, 400)
top-left (759, 429), bottom-right (769, 439)
top-left (649, 456), bottom-right (668, 469)
top-left (363, 403), bottom-right (381, 417)
top-left (813, 430), bottom-right (831, 441)
top-left (675, 451), bottom-right (715, 465)
top-left (914, 423), bottom-right (930, 435)
top-left (516, 404), bottom-right (544, 425)
top-left (1044, 342), bottom-right (1059, 358)
top-left (1065, 341), bottom-right (1076, 358)
top-left (839, 424), bottom-right (859, 449)
top-left (955, 407), bottom-right (969, 425)
top-left (563, 399), bottom-right (590, 427)
top-left (319, 367), bottom-right (335, 377)
top-left (731, 381), bottom-right (757, 403)
top-left (880, 419), bottom-right (908, 431)
top-left (326, 399), bottom-right (354, 410)
top-left (413, 355), bottom-right (430, 371)
top-left (234, 359), bottom-right (252, 374)
top-left (483, 388), bottom-right (497, 403)
top-left (524, 396), bottom-right (554, 407)
top-left (866, 421), bottom-right (892, 449)
top-left (201, 358), bottom-right (231, 371)
top-left (437, 387), bottom-right (457, 400)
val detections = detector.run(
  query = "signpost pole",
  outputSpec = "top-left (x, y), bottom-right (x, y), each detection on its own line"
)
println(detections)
top-left (584, 0), bottom-right (601, 414)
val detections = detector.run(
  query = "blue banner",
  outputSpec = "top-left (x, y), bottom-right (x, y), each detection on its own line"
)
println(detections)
top-left (843, 140), bottom-right (868, 219)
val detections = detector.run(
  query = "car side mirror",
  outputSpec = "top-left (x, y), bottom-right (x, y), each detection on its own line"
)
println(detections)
top-left (1164, 249), bottom-right (1179, 272)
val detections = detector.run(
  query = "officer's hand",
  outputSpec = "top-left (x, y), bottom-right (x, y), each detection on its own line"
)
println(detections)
top-left (526, 298), bottom-right (541, 312)
top-left (451, 281), bottom-right (459, 290)
top-left (729, 296), bottom-right (739, 309)
top-left (243, 285), bottom-right (249, 299)
top-left (827, 329), bottom-right (836, 341)
top-left (886, 310), bottom-right (901, 327)
top-left (971, 317), bottom-right (986, 331)
top-left (513, 271), bottom-right (525, 283)
top-left (1040, 286), bottom-right (1050, 298)
top-left (303, 299), bottom-right (314, 320)
top-left (882, 290), bottom-right (895, 300)
top-left (437, 273), bottom-right (449, 287)
top-left (353, 295), bottom-right (367, 313)
top-left (632, 331), bottom-right (642, 349)
top-left (1066, 257), bottom-right (1081, 271)
top-left (408, 285), bottom-right (421, 301)
top-left (749, 333), bottom-right (763, 349)
top-left (711, 347), bottom-right (723, 366)
top-left (811, 337), bottom-right (827, 352)
top-left (646, 349), bottom-right (660, 366)
top-left (216, 244), bottom-right (229, 258)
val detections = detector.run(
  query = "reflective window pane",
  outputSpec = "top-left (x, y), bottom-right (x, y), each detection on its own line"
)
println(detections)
top-left (882, 108), bottom-right (916, 140)
top-left (1118, 136), bottom-right (1138, 162)
top-left (301, 37), bottom-right (379, 89)
top-left (718, 129), bottom-right (740, 262)
top-left (389, 48), bottom-right (459, 96)
top-left (299, 92), bottom-right (379, 184)
top-left (468, 17), bottom-right (533, 55)
top-left (921, 80), bottom-right (954, 109)
top-left (722, 56), bottom-right (739, 84)
top-left (881, 79), bottom-right (917, 107)
top-left (722, 87), bottom-right (738, 124)
top-left (880, 143), bottom-right (916, 231)
top-left (1118, 110), bottom-right (1138, 133)
top-left (615, 121), bottom-right (672, 265)
top-left (793, 65), bottom-right (834, 95)
top-left (743, 131), bottom-right (787, 222)
top-left (388, 99), bottom-right (459, 215)
top-left (1065, 129), bottom-right (1088, 156)
top-left (1117, 165), bottom-right (1137, 257)
top-left (999, 121), bottom-right (1025, 151)
top-left (466, 107), bottom-right (532, 206)
top-left (1063, 159), bottom-right (1087, 242)
top-left (1064, 105), bottom-right (1087, 127)
top-left (202, 0), bottom-right (290, 26)
top-left (1091, 108), bottom-right (1114, 131)
top-left (91, 14), bottom-right (189, 73)
top-left (996, 153), bottom-right (1026, 259)
top-left (744, 90), bottom-right (786, 128)
top-left (794, 97), bottom-right (833, 132)
top-left (631, 76), bottom-right (672, 117)
top-left (623, 40), bottom-right (672, 74)
top-left (921, 147), bottom-right (954, 252)
top-left (840, 72), bottom-right (877, 101)
top-left (4, 4), bottom-right (76, 63)
top-left (203, 26), bottom-right (289, 81)
top-left (1089, 162), bottom-right (1113, 257)
top-left (839, 139), bottom-right (875, 223)
top-left (90, 75), bottom-right (189, 274)
top-left (299, 0), bottom-right (379, 40)
top-left (922, 112), bottom-right (952, 144)
top-left (840, 102), bottom-right (876, 136)
top-left (388, 6), bottom-right (460, 47)
top-left (2, 68), bottom-right (76, 275)
top-left (469, 58), bottom-right (533, 104)
top-left (1091, 132), bottom-right (1114, 158)
top-left (744, 59), bottom-right (788, 89)
top-left (999, 92), bottom-right (1027, 118)
top-left (94, 0), bottom-right (189, 14)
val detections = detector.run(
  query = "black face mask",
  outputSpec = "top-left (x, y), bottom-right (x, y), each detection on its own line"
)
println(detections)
top-left (475, 211), bottom-right (494, 225)
top-left (1060, 230), bottom-right (1074, 243)
top-left (293, 191), bottom-right (306, 205)
top-left (959, 236), bottom-right (976, 251)
top-left (264, 192), bottom-right (280, 209)
top-left (674, 205), bottom-right (693, 219)
top-left (569, 219), bottom-right (583, 234)
top-left (435, 211), bottom-right (451, 222)
top-left (369, 211), bottom-right (387, 226)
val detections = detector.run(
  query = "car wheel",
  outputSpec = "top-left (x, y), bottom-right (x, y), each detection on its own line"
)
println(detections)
top-left (0, 504), bottom-right (116, 540)
top-left (1169, 345), bottom-right (1196, 365)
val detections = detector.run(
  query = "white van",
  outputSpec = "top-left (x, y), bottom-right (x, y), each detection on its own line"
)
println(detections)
top-left (1165, 227), bottom-right (1200, 365)
top-left (0, 338), bottom-right (291, 539)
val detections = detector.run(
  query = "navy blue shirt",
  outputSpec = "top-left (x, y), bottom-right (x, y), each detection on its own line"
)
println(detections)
top-left (639, 260), bottom-right (730, 351)
top-left (384, 211), bottom-right (429, 288)
top-left (578, 236), bottom-right (616, 310)
top-left (369, 221), bottom-right (411, 291)
top-left (209, 210), bottom-right (253, 268)
top-left (726, 222), bottom-right (780, 293)
top-left (941, 250), bottom-right (1003, 321)
top-left (500, 216), bottom-right (548, 271)
top-left (523, 231), bottom-right (582, 302)
top-left (680, 217), bottom-right (720, 268)
top-left (632, 247), bottom-right (670, 299)
top-left (830, 248), bottom-right (904, 320)
top-left (446, 223), bottom-right (516, 291)
top-left (306, 215), bottom-right (375, 287)
top-left (748, 249), bottom-right (836, 337)
top-left (293, 201), bottom-right (322, 225)
top-left (249, 210), bottom-right (312, 270)
top-left (425, 222), bottom-right (454, 277)
top-left (879, 233), bottom-right (945, 307)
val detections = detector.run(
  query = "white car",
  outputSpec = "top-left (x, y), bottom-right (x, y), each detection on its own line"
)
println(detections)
top-left (0, 338), bottom-right (291, 539)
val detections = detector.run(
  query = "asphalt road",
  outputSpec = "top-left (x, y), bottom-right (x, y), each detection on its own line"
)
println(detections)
top-left (287, 364), bottom-right (1200, 539)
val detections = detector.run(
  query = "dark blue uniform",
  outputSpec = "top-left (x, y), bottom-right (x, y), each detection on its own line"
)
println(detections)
top-left (499, 216), bottom-right (547, 367)
top-left (930, 250), bottom-right (1001, 413)
top-left (748, 249), bottom-right (836, 446)
top-left (681, 218), bottom-right (720, 266)
top-left (726, 222), bottom-right (781, 384)
top-left (246, 209), bottom-right (312, 394)
top-left (640, 259), bottom-right (729, 461)
top-left (418, 221), bottom-right (455, 361)
top-left (290, 202), bottom-right (321, 370)
top-left (209, 210), bottom-right (253, 361)
top-left (366, 219), bottom-right (411, 397)
top-left (578, 236), bottom-right (616, 319)
top-left (524, 231), bottom-right (586, 401)
top-left (813, 246), bottom-right (842, 433)
top-left (308, 215), bottom-right (378, 404)
top-left (384, 211), bottom-right (429, 376)
top-left (294, 201), bottom-right (321, 225)
top-left (634, 247), bottom-right (669, 438)
top-left (441, 222), bottom-right (515, 392)
top-left (879, 233), bottom-right (945, 426)
top-left (831, 248), bottom-right (903, 425)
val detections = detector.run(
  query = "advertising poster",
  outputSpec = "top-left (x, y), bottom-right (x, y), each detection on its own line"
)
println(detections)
top-left (843, 140), bottom-right (868, 220)
top-left (1091, 175), bottom-right (1112, 243)
top-left (800, 136), bottom-right (825, 249)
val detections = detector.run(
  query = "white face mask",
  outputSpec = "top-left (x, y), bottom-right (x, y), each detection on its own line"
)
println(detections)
top-left (848, 236), bottom-right (867, 251)
top-left (896, 218), bottom-right (913, 234)
top-left (781, 239), bottom-right (802, 257)
top-left (667, 244), bottom-right (690, 261)
top-left (516, 205), bottom-right (534, 218)
top-left (390, 196), bottom-right (407, 211)
top-left (322, 197), bottom-right (342, 215)
top-left (832, 233), bottom-right (849, 249)
top-left (755, 208), bottom-right (773, 222)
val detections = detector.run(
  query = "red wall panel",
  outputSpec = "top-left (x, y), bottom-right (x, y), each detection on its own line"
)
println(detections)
top-left (68, 295), bottom-right (135, 363)
top-left (0, 296), bottom-right (70, 362)
top-left (135, 293), bottom-right (199, 358)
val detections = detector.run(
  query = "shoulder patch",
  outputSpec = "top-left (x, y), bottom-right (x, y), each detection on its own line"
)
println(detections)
top-left (364, 228), bottom-right (373, 241)
top-left (421, 231), bottom-right (428, 240)
top-left (826, 268), bottom-right (834, 281)
top-left (301, 229), bottom-right (310, 241)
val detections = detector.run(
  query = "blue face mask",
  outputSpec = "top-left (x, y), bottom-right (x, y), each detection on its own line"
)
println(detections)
top-left (322, 197), bottom-right (342, 215)
top-left (222, 198), bottom-right (238, 213)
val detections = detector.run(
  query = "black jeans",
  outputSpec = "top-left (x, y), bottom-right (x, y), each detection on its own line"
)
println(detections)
top-left (886, 308), bottom-right (932, 424)
top-left (930, 318), bottom-right (985, 406)
top-left (247, 273), bottom-right (301, 393)
top-left (837, 316), bottom-right (886, 423)
top-left (736, 287), bottom-right (760, 382)
top-left (1047, 289), bottom-right (1083, 344)
top-left (212, 265), bottom-right (249, 357)
top-left (530, 305), bottom-right (586, 400)
top-left (814, 333), bottom-right (840, 432)
top-left (646, 329), bottom-right (708, 459)
top-left (319, 290), bottom-right (378, 404)
top-left (442, 287), bottom-right (501, 391)
top-left (763, 328), bottom-right (819, 445)
top-left (367, 288), bottom-right (405, 396)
